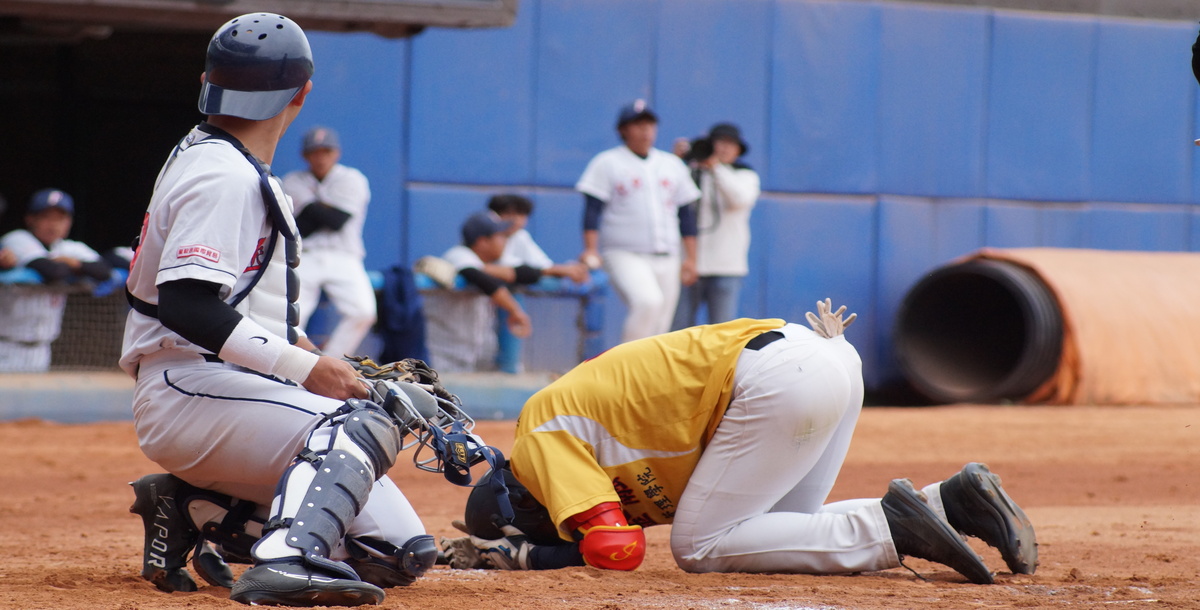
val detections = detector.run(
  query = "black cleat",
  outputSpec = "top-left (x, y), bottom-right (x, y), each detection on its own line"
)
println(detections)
top-left (129, 473), bottom-right (200, 592)
top-left (940, 462), bottom-right (1038, 575)
top-left (882, 478), bottom-right (993, 585)
top-left (230, 560), bottom-right (385, 606)
top-left (192, 540), bottom-right (236, 588)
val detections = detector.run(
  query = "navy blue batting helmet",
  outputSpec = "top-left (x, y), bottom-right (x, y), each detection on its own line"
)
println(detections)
top-left (198, 13), bottom-right (314, 120)
top-left (464, 463), bottom-right (564, 546)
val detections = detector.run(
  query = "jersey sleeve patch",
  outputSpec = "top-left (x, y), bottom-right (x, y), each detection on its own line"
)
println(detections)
top-left (176, 244), bottom-right (221, 263)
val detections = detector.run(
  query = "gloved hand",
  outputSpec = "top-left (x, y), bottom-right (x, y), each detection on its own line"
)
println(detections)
top-left (439, 520), bottom-right (488, 570)
top-left (805, 298), bottom-right (856, 339)
top-left (472, 524), bottom-right (534, 570)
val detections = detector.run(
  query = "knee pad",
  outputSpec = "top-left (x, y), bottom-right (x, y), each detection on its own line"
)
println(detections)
top-left (339, 399), bottom-right (403, 478)
top-left (346, 534), bottom-right (438, 587)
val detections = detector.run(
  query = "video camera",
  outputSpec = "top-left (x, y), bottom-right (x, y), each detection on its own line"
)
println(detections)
top-left (682, 136), bottom-right (714, 163)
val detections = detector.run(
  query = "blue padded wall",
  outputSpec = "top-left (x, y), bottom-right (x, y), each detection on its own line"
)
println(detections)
top-left (768, 1), bottom-right (879, 194)
top-left (877, 4), bottom-right (988, 198)
top-left (654, 0), bottom-right (772, 176)
top-left (987, 13), bottom-right (1096, 202)
top-left (405, 185), bottom-right (499, 262)
top-left (875, 196), bottom-right (986, 383)
top-left (528, 190), bottom-right (586, 263)
top-left (535, 0), bottom-right (658, 187)
top-left (754, 195), bottom-right (877, 375)
top-left (1085, 205), bottom-right (1190, 251)
top-left (277, 32), bottom-right (409, 268)
top-left (1090, 20), bottom-right (1196, 204)
top-left (984, 202), bottom-right (1042, 248)
top-left (409, 2), bottom-right (537, 185)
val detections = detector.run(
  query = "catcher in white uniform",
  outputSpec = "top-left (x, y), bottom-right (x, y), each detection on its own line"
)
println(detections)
top-left (283, 126), bottom-right (378, 358)
top-left (576, 99), bottom-right (701, 343)
top-left (122, 14), bottom-right (453, 607)
top-left (443, 302), bottom-right (1037, 584)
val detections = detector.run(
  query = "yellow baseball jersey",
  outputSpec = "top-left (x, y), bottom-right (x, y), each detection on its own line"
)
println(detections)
top-left (511, 318), bottom-right (785, 539)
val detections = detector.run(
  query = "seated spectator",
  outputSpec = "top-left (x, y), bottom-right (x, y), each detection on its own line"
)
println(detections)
top-left (424, 211), bottom-right (533, 373)
top-left (487, 194), bottom-right (590, 284)
top-left (0, 188), bottom-right (112, 372)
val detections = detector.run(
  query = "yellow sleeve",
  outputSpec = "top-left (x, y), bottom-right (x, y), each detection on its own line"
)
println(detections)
top-left (510, 429), bottom-right (618, 541)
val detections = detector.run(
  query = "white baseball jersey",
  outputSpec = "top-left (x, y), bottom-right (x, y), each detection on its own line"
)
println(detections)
top-left (498, 228), bottom-right (554, 269)
top-left (423, 244), bottom-right (496, 373)
top-left (694, 163), bottom-right (760, 277)
top-left (576, 146), bottom-right (701, 255)
top-left (281, 163), bottom-right (370, 258)
top-left (0, 229), bottom-right (101, 344)
top-left (282, 163), bottom-right (376, 357)
top-left (120, 125), bottom-right (297, 377)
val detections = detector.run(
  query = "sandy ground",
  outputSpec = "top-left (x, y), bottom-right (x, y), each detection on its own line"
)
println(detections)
top-left (1, 404), bottom-right (1197, 609)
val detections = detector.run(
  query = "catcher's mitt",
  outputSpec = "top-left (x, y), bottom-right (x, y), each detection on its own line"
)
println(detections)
top-left (344, 355), bottom-right (459, 404)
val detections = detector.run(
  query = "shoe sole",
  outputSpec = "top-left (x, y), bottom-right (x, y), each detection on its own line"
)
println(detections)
top-left (887, 479), bottom-right (994, 585)
top-left (960, 463), bottom-right (1038, 575)
top-left (232, 587), bottom-right (383, 607)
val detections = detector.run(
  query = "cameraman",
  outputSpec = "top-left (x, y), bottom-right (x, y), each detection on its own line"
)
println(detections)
top-left (671, 123), bottom-right (761, 329)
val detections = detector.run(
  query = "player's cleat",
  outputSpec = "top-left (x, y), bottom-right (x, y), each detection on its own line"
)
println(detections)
top-left (192, 540), bottom-right (236, 588)
top-left (940, 462), bottom-right (1038, 575)
top-left (229, 560), bottom-right (385, 606)
top-left (129, 473), bottom-right (200, 592)
top-left (882, 478), bottom-right (993, 585)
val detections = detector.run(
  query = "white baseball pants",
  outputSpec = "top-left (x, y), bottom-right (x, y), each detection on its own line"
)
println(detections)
top-left (670, 323), bottom-right (901, 574)
top-left (603, 249), bottom-right (681, 343)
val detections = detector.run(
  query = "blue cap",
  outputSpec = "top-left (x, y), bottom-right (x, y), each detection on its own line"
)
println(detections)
top-left (28, 188), bottom-right (74, 215)
top-left (616, 98), bottom-right (658, 128)
top-left (302, 126), bottom-right (340, 153)
top-left (461, 211), bottom-right (512, 245)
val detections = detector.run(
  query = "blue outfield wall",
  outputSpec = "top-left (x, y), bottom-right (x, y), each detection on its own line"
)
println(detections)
top-left (277, 0), bottom-right (1200, 389)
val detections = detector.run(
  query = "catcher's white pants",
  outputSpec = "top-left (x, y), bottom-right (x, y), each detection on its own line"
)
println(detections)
top-left (132, 350), bottom-right (424, 560)
top-left (603, 250), bottom-right (681, 343)
top-left (670, 324), bottom-right (901, 574)
top-left (296, 249), bottom-right (378, 359)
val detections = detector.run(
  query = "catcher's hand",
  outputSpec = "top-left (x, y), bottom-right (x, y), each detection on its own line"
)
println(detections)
top-left (344, 355), bottom-right (459, 404)
top-left (472, 524), bottom-right (533, 570)
top-left (805, 298), bottom-right (856, 339)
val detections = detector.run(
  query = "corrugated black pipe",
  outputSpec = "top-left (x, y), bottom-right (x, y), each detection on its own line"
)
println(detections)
top-left (893, 259), bottom-right (1063, 404)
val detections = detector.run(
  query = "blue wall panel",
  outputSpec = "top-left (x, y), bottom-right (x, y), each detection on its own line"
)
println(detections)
top-left (987, 13), bottom-right (1095, 201)
top-left (1085, 205), bottom-right (1190, 251)
top-left (877, 4), bottom-right (988, 198)
top-left (876, 196), bottom-right (986, 383)
top-left (535, 0), bottom-right (659, 187)
top-left (756, 195), bottom-right (877, 376)
top-left (409, 1), bottom-right (537, 184)
top-left (655, 0), bottom-right (772, 175)
top-left (984, 202), bottom-right (1042, 248)
top-left (768, 1), bottom-right (879, 193)
top-left (278, 32), bottom-right (408, 268)
top-left (1039, 205), bottom-right (1087, 247)
top-left (405, 185), bottom-right (499, 262)
top-left (528, 190), bottom-right (586, 263)
top-left (1090, 20), bottom-right (1195, 204)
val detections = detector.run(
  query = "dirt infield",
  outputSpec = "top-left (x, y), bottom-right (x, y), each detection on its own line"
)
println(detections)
top-left (2, 404), bottom-right (1197, 609)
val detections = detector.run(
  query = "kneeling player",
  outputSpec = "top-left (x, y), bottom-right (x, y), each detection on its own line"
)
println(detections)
top-left (442, 303), bottom-right (1037, 583)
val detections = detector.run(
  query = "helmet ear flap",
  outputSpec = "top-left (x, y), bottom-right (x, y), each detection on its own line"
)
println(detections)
top-left (464, 464), bottom-right (563, 546)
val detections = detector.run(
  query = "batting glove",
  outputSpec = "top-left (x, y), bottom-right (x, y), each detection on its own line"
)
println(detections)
top-left (805, 298), bottom-right (857, 339)
top-left (472, 524), bottom-right (533, 570)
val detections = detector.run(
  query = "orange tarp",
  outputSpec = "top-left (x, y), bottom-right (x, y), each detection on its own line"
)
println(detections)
top-left (970, 248), bottom-right (1200, 405)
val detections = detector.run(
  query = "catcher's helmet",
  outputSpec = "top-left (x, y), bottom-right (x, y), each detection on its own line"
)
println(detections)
top-left (198, 13), bottom-right (313, 120)
top-left (465, 463), bottom-right (563, 546)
